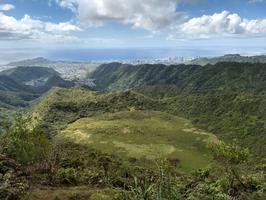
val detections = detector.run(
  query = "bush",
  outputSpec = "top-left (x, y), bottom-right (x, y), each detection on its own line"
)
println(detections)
top-left (0, 115), bottom-right (52, 167)
top-left (0, 155), bottom-right (29, 200)
top-left (56, 168), bottom-right (79, 184)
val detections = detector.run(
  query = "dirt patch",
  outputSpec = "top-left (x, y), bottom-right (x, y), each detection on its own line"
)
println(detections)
top-left (183, 128), bottom-right (197, 133)
top-left (62, 130), bottom-right (92, 145)
top-left (121, 127), bottom-right (130, 134)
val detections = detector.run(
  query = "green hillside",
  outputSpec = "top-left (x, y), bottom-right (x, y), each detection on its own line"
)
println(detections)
top-left (90, 62), bottom-right (266, 93)
top-left (0, 62), bottom-right (265, 200)
top-left (29, 85), bottom-right (266, 157)
top-left (88, 62), bottom-right (266, 157)
top-left (0, 75), bottom-right (32, 93)
top-left (2, 86), bottom-right (263, 200)
top-left (190, 54), bottom-right (266, 66)
top-left (161, 92), bottom-right (266, 156)
top-left (31, 87), bottom-right (158, 135)
top-left (0, 66), bottom-right (60, 85)
top-left (0, 66), bottom-right (74, 93)
top-left (0, 66), bottom-right (74, 108)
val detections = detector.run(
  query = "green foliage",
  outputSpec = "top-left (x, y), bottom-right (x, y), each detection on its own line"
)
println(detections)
top-left (0, 124), bottom-right (261, 200)
top-left (0, 61), bottom-right (264, 199)
top-left (181, 143), bottom-right (265, 200)
top-left (56, 168), bottom-right (79, 185)
top-left (0, 154), bottom-right (29, 200)
top-left (211, 141), bottom-right (249, 166)
top-left (1, 115), bottom-right (52, 166)
top-left (116, 143), bottom-right (265, 200)
top-left (31, 86), bottom-right (266, 157)
top-left (31, 87), bottom-right (158, 135)
top-left (160, 92), bottom-right (266, 156)
top-left (88, 62), bottom-right (266, 157)
top-left (210, 142), bottom-right (250, 195)
top-left (90, 62), bottom-right (266, 93)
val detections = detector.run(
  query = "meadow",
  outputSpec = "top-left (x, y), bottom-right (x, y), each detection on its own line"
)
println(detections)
top-left (57, 110), bottom-right (218, 172)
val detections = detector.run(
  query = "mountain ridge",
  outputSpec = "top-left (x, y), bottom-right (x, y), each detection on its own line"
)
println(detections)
top-left (0, 66), bottom-right (75, 107)
top-left (189, 54), bottom-right (266, 65)
top-left (89, 61), bottom-right (266, 93)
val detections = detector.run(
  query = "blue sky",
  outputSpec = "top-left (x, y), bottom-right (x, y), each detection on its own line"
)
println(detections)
top-left (0, 0), bottom-right (266, 62)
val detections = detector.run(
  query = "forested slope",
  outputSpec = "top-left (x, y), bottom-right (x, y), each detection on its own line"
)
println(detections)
top-left (90, 62), bottom-right (266, 93)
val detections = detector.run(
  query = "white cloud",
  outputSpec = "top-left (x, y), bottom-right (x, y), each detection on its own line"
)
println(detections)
top-left (0, 12), bottom-right (81, 41)
top-left (45, 22), bottom-right (82, 32)
top-left (2, 1), bottom-right (266, 43)
top-left (54, 0), bottom-right (266, 40)
top-left (55, 0), bottom-right (188, 31)
top-left (56, 0), bottom-right (77, 11)
top-left (174, 11), bottom-right (266, 39)
top-left (0, 4), bottom-right (15, 11)
top-left (248, 0), bottom-right (264, 4)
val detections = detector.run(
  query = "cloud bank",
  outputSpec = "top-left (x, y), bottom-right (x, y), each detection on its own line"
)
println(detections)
top-left (177, 11), bottom-right (266, 38)
top-left (0, 4), bottom-right (15, 11)
top-left (1, 0), bottom-right (266, 42)
top-left (55, 0), bottom-right (266, 39)
top-left (0, 12), bottom-right (81, 40)
top-left (55, 0), bottom-right (189, 31)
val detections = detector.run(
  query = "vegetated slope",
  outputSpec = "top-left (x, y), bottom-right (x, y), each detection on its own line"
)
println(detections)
top-left (0, 74), bottom-right (39, 107)
top-left (0, 66), bottom-right (59, 85)
top-left (31, 87), bottom-right (218, 172)
top-left (189, 54), bottom-right (266, 66)
top-left (2, 57), bottom-right (100, 83)
top-left (57, 110), bottom-right (217, 172)
top-left (89, 62), bottom-right (266, 93)
top-left (160, 92), bottom-right (266, 157)
top-left (0, 75), bottom-right (33, 93)
top-left (89, 62), bottom-right (266, 157)
top-left (31, 85), bottom-right (266, 157)
top-left (31, 87), bottom-right (158, 135)
top-left (132, 85), bottom-right (266, 156)
top-left (0, 66), bottom-right (74, 107)
top-left (0, 66), bottom-right (74, 92)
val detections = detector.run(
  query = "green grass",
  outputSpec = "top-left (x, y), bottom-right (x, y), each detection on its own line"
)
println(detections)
top-left (56, 110), bottom-right (218, 172)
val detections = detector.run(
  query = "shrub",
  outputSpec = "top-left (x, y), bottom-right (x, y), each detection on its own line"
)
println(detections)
top-left (56, 168), bottom-right (79, 185)
top-left (1, 115), bottom-right (52, 167)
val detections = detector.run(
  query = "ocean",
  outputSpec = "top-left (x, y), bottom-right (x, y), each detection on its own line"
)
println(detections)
top-left (1, 47), bottom-right (266, 64)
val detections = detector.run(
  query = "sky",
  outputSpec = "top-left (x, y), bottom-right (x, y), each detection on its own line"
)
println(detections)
top-left (0, 0), bottom-right (266, 63)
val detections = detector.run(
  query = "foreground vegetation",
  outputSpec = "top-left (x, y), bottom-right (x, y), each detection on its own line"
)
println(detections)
top-left (0, 116), bottom-right (265, 199)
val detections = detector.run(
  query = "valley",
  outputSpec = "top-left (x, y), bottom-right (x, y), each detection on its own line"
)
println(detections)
top-left (58, 110), bottom-right (217, 172)
top-left (1, 1), bottom-right (266, 199)
top-left (0, 66), bottom-right (74, 108)
top-left (1, 57), bottom-right (100, 82)
top-left (0, 58), bottom-right (265, 200)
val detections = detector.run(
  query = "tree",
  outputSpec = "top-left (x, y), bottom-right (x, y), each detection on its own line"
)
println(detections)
top-left (211, 140), bottom-right (250, 193)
